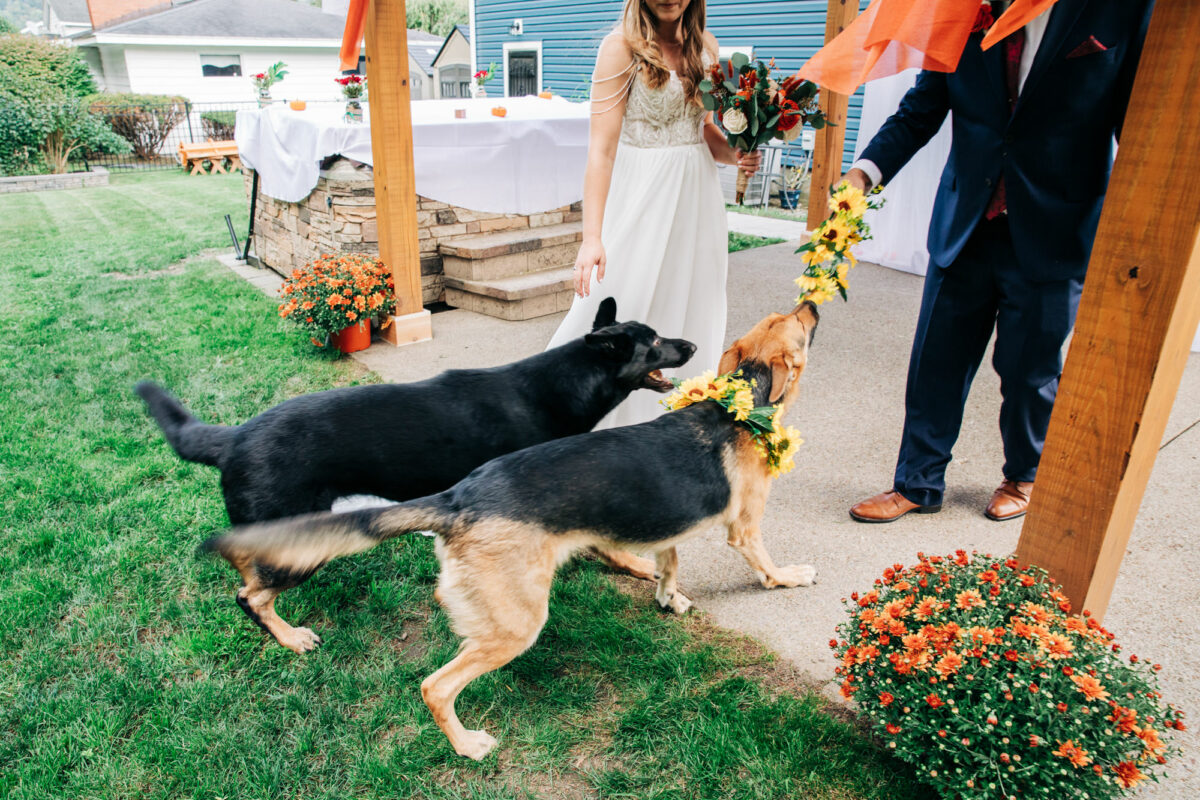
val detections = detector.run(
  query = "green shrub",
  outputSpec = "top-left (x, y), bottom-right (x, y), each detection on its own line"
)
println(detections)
top-left (200, 110), bottom-right (236, 140)
top-left (87, 93), bottom-right (188, 159)
top-left (0, 34), bottom-right (96, 97)
top-left (0, 17), bottom-right (18, 35)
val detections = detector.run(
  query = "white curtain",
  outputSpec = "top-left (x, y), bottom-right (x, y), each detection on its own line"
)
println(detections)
top-left (853, 69), bottom-right (1200, 351)
top-left (852, 69), bottom-right (951, 277)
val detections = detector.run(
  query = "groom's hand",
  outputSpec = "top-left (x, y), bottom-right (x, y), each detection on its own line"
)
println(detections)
top-left (840, 168), bottom-right (871, 195)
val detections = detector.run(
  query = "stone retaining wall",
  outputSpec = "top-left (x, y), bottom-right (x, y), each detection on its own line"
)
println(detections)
top-left (245, 162), bottom-right (582, 305)
top-left (0, 167), bottom-right (109, 194)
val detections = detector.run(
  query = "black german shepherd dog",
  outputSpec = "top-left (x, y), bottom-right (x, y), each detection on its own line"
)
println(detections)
top-left (137, 298), bottom-right (695, 650)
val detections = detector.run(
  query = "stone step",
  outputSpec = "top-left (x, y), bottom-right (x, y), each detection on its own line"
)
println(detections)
top-left (443, 266), bottom-right (574, 321)
top-left (439, 222), bottom-right (582, 282)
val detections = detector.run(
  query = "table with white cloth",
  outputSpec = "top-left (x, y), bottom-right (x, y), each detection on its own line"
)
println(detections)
top-left (235, 96), bottom-right (591, 214)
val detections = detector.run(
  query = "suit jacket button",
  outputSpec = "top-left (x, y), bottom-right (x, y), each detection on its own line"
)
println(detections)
top-left (985, 178), bottom-right (993, 187)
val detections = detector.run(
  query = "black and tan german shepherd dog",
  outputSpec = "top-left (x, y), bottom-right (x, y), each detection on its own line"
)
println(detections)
top-left (206, 302), bottom-right (819, 760)
top-left (137, 298), bottom-right (695, 649)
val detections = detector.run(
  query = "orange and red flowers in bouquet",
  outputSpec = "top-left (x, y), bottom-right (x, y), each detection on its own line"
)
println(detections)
top-left (699, 54), bottom-right (828, 203)
top-left (278, 253), bottom-right (395, 347)
top-left (832, 552), bottom-right (1181, 800)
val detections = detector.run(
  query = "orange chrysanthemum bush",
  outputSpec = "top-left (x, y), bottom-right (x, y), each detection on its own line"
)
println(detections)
top-left (277, 253), bottom-right (396, 345)
top-left (833, 551), bottom-right (1183, 800)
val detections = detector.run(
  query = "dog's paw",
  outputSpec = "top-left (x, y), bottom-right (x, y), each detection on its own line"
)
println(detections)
top-left (279, 626), bottom-right (322, 654)
top-left (656, 589), bottom-right (694, 614)
top-left (764, 564), bottom-right (817, 589)
top-left (454, 729), bottom-right (498, 761)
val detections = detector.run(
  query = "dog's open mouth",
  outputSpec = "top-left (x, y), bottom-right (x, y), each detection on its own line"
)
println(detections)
top-left (643, 369), bottom-right (674, 392)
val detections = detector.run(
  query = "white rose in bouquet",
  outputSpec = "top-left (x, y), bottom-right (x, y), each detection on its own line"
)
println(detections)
top-left (722, 107), bottom-right (748, 135)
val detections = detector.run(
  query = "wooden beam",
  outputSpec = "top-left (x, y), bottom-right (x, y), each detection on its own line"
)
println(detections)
top-left (1015, 0), bottom-right (1200, 621)
top-left (806, 0), bottom-right (860, 230)
top-left (364, 0), bottom-right (432, 345)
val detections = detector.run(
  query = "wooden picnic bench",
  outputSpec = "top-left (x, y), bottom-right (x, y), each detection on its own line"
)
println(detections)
top-left (178, 140), bottom-right (240, 175)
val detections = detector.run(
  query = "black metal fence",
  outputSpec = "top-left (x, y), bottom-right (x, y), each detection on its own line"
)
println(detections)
top-left (73, 100), bottom-right (339, 173)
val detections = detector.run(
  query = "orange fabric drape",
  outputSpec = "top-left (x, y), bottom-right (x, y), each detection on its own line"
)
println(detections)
top-left (339, 0), bottom-right (370, 72)
top-left (798, 0), bottom-right (1060, 96)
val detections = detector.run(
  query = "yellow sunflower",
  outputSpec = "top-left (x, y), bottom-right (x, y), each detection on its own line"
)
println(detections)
top-left (828, 183), bottom-right (869, 218)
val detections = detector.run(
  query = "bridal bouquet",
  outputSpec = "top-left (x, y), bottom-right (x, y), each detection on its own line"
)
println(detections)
top-left (700, 54), bottom-right (828, 203)
top-left (794, 181), bottom-right (884, 305)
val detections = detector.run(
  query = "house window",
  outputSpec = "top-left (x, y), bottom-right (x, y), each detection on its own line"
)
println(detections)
top-left (200, 54), bottom-right (241, 77)
top-left (440, 64), bottom-right (470, 98)
top-left (503, 42), bottom-right (541, 97)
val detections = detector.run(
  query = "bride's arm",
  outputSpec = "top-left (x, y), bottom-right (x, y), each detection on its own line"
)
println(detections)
top-left (574, 33), bottom-right (635, 298)
top-left (700, 32), bottom-right (761, 176)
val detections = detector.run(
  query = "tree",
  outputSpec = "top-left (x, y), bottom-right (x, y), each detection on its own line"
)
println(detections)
top-left (406, 0), bottom-right (466, 38)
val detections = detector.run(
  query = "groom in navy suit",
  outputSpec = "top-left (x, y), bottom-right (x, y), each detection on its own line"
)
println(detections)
top-left (844, 0), bottom-right (1155, 523)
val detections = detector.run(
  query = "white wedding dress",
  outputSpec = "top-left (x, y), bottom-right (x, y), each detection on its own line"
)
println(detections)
top-left (546, 65), bottom-right (728, 429)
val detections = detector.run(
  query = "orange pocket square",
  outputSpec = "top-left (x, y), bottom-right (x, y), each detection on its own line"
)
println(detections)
top-left (1066, 35), bottom-right (1108, 59)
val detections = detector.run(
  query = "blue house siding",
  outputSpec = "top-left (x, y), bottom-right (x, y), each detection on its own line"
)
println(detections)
top-left (473, 0), bottom-right (868, 170)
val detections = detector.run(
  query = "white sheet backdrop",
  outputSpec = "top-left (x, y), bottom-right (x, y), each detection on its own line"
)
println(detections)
top-left (852, 69), bottom-right (1200, 351)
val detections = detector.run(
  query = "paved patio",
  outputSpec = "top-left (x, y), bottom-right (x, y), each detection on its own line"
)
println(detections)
top-left (229, 241), bottom-right (1200, 798)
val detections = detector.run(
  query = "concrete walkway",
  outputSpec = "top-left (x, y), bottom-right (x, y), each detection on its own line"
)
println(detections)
top-left (726, 209), bottom-right (809, 241)
top-left (226, 247), bottom-right (1199, 798)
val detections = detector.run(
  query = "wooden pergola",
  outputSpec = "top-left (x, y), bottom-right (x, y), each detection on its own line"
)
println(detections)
top-left (362, 0), bottom-right (1198, 620)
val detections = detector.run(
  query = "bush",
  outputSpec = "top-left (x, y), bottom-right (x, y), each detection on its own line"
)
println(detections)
top-left (833, 551), bottom-right (1183, 800)
top-left (87, 93), bottom-right (188, 159)
top-left (0, 34), bottom-right (96, 97)
top-left (200, 110), bottom-right (236, 140)
top-left (0, 17), bottom-right (18, 35)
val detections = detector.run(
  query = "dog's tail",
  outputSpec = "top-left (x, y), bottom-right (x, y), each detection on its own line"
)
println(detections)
top-left (200, 499), bottom-right (458, 576)
top-left (134, 382), bottom-right (233, 467)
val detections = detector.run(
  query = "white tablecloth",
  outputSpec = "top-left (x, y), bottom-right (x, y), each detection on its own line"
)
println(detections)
top-left (235, 96), bottom-right (590, 214)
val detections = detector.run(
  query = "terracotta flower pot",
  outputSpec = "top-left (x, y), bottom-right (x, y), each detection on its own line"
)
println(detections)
top-left (332, 320), bottom-right (370, 354)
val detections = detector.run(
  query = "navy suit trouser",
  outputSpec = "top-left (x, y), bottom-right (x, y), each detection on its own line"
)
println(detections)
top-left (893, 216), bottom-right (1084, 508)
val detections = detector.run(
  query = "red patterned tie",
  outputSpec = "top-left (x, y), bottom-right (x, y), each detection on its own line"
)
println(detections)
top-left (985, 26), bottom-right (1026, 220)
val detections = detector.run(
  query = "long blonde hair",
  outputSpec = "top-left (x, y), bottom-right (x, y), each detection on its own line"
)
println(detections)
top-left (621, 0), bottom-right (707, 105)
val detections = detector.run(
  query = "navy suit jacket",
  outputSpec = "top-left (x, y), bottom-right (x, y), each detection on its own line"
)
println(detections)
top-left (859, 0), bottom-right (1154, 281)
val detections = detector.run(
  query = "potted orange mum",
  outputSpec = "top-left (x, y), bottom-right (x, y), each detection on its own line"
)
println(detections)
top-left (277, 253), bottom-right (396, 353)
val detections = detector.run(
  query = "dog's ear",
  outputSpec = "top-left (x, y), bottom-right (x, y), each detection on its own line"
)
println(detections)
top-left (592, 297), bottom-right (618, 330)
top-left (584, 328), bottom-right (633, 359)
top-left (717, 342), bottom-right (742, 376)
top-left (768, 356), bottom-right (793, 404)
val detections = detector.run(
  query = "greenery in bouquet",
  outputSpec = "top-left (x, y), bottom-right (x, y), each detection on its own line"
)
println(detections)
top-left (794, 181), bottom-right (884, 305)
top-left (661, 370), bottom-right (802, 477)
top-left (278, 253), bottom-right (396, 346)
top-left (833, 551), bottom-right (1183, 800)
top-left (473, 63), bottom-right (496, 87)
top-left (251, 62), bottom-right (288, 93)
top-left (335, 74), bottom-right (366, 100)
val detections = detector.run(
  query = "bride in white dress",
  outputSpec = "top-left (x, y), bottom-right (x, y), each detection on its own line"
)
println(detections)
top-left (546, 0), bottom-right (760, 429)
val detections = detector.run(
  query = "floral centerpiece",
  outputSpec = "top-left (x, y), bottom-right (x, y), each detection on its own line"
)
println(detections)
top-left (472, 63), bottom-right (496, 98)
top-left (794, 181), bottom-right (884, 305)
top-left (278, 253), bottom-right (396, 353)
top-left (661, 370), bottom-right (802, 476)
top-left (832, 551), bottom-right (1183, 800)
top-left (700, 53), bottom-right (828, 204)
top-left (251, 61), bottom-right (288, 106)
top-left (336, 75), bottom-right (366, 123)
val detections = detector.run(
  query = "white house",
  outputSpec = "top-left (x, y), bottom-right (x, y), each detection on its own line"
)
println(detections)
top-left (432, 24), bottom-right (471, 100)
top-left (65, 0), bottom-right (439, 103)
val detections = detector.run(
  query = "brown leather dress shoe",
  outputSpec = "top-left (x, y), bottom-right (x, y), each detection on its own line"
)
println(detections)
top-left (985, 480), bottom-right (1034, 521)
top-left (850, 490), bottom-right (941, 523)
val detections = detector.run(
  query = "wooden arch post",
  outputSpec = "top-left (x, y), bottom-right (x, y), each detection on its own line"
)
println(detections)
top-left (365, 0), bottom-right (433, 345)
top-left (806, 0), bottom-right (860, 230)
top-left (1015, 0), bottom-right (1200, 620)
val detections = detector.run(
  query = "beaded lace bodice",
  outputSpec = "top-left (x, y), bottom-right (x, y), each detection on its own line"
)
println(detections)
top-left (619, 66), bottom-right (708, 148)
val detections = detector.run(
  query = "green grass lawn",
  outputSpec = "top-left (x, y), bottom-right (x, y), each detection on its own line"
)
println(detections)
top-left (0, 171), bottom-right (922, 799)
top-left (728, 232), bottom-right (787, 252)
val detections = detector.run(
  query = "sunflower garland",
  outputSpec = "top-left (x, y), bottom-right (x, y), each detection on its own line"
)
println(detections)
top-left (794, 181), bottom-right (885, 305)
top-left (661, 371), bottom-right (803, 477)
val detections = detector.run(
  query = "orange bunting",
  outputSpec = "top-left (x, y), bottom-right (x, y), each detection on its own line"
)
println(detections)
top-left (339, 0), bottom-right (369, 72)
top-left (797, 0), bottom-right (1062, 96)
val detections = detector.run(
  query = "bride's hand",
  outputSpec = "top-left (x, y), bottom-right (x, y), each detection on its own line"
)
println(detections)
top-left (574, 239), bottom-right (606, 297)
top-left (736, 149), bottom-right (762, 177)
